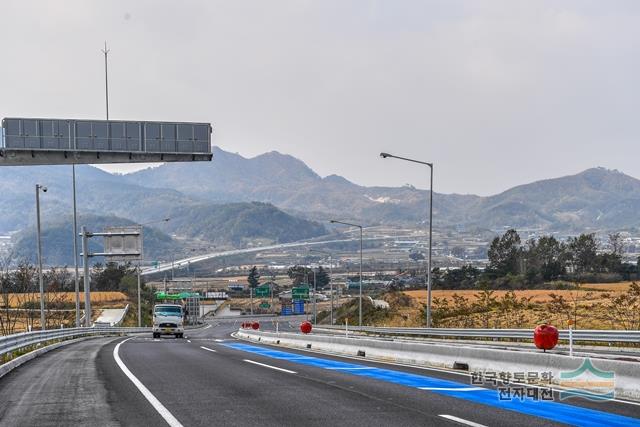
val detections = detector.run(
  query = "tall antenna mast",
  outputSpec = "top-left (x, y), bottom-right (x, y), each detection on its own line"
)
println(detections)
top-left (101, 41), bottom-right (110, 120)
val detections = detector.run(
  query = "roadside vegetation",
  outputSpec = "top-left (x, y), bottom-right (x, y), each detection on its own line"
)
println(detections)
top-left (0, 258), bottom-right (154, 334)
top-left (425, 229), bottom-right (638, 291)
top-left (326, 283), bottom-right (640, 330)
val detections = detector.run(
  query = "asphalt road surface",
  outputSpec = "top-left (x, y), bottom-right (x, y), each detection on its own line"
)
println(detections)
top-left (0, 317), bottom-right (638, 426)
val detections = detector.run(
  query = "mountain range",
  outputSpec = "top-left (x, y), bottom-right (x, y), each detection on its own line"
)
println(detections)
top-left (3, 146), bottom-right (640, 265)
top-left (125, 147), bottom-right (640, 232)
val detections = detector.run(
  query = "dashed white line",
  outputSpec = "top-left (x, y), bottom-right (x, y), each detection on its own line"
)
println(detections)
top-left (243, 359), bottom-right (297, 374)
top-left (186, 340), bottom-right (191, 343)
top-left (438, 414), bottom-right (486, 427)
top-left (113, 338), bottom-right (183, 427)
top-left (200, 346), bottom-right (217, 353)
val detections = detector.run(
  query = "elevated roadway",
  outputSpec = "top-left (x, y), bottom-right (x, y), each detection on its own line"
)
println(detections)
top-left (140, 236), bottom-right (395, 277)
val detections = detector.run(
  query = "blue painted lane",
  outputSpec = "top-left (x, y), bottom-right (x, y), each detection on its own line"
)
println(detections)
top-left (223, 342), bottom-right (640, 427)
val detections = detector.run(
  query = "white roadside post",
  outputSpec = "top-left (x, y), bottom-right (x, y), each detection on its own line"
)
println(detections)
top-left (568, 319), bottom-right (574, 357)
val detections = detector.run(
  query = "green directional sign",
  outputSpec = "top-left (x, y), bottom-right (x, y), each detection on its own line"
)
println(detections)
top-left (255, 285), bottom-right (270, 297)
top-left (292, 286), bottom-right (310, 300)
top-left (259, 302), bottom-right (270, 309)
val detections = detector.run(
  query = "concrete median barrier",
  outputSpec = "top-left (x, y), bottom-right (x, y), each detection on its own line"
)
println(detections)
top-left (236, 329), bottom-right (640, 402)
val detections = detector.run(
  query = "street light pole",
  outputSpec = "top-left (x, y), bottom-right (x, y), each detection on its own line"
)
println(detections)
top-left (309, 249), bottom-right (334, 324)
top-left (72, 166), bottom-right (80, 327)
top-left (313, 268), bottom-right (317, 324)
top-left (380, 152), bottom-right (434, 328)
top-left (137, 261), bottom-right (142, 327)
top-left (35, 184), bottom-right (47, 330)
top-left (134, 218), bottom-right (168, 327)
top-left (330, 220), bottom-right (363, 326)
top-left (81, 226), bottom-right (91, 327)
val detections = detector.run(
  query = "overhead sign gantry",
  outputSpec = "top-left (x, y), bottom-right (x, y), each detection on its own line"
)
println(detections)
top-left (0, 117), bottom-right (212, 165)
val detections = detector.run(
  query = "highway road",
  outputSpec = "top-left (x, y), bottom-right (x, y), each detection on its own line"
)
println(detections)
top-left (0, 318), bottom-right (638, 426)
top-left (140, 235), bottom-right (394, 276)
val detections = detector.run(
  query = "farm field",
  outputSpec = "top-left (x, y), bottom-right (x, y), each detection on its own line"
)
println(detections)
top-left (378, 283), bottom-right (640, 330)
top-left (0, 292), bottom-right (131, 335)
top-left (403, 286), bottom-right (627, 304)
top-left (1, 291), bottom-right (128, 308)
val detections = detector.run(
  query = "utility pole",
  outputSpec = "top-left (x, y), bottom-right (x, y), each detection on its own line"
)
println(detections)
top-left (101, 42), bottom-right (110, 120)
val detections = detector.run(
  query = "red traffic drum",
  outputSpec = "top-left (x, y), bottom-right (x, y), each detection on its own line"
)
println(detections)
top-left (300, 321), bottom-right (312, 334)
top-left (251, 321), bottom-right (260, 330)
top-left (534, 324), bottom-right (559, 351)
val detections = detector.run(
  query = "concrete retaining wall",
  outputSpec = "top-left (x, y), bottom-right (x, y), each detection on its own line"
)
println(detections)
top-left (237, 329), bottom-right (640, 401)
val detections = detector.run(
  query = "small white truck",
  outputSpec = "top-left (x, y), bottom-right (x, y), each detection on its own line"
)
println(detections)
top-left (152, 304), bottom-right (184, 338)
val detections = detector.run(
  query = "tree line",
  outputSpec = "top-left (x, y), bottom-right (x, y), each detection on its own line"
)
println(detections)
top-left (429, 229), bottom-right (638, 289)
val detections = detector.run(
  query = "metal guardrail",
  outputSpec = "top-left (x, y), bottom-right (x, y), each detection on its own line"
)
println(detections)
top-left (0, 327), bottom-right (150, 358)
top-left (318, 325), bottom-right (640, 343)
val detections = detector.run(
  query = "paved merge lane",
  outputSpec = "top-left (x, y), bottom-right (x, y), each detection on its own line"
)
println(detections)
top-left (0, 319), bottom-right (638, 426)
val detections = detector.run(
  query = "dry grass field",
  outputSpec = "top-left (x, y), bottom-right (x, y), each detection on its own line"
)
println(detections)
top-left (2, 291), bottom-right (128, 308)
top-left (387, 283), bottom-right (639, 330)
top-left (0, 291), bottom-right (130, 334)
top-left (404, 286), bottom-right (626, 305)
top-left (580, 282), bottom-right (635, 291)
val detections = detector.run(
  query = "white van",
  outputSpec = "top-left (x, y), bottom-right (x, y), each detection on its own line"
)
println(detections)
top-left (152, 304), bottom-right (184, 338)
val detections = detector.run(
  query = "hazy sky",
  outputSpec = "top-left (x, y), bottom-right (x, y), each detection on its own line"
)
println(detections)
top-left (1, 1), bottom-right (639, 195)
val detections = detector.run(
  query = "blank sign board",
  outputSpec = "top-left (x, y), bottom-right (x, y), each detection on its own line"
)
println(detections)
top-left (1, 118), bottom-right (211, 154)
top-left (103, 226), bottom-right (143, 261)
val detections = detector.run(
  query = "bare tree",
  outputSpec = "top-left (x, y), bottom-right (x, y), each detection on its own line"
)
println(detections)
top-left (0, 255), bottom-right (19, 335)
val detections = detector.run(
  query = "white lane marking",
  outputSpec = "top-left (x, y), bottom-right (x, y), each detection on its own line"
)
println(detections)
top-left (186, 340), bottom-right (191, 343)
top-left (243, 359), bottom-right (297, 374)
top-left (231, 333), bottom-right (640, 409)
top-left (113, 338), bottom-right (184, 427)
top-left (200, 346), bottom-right (217, 353)
top-left (203, 324), bottom-right (212, 330)
top-left (214, 339), bottom-right (224, 342)
top-left (420, 387), bottom-right (483, 392)
top-left (438, 414), bottom-right (487, 427)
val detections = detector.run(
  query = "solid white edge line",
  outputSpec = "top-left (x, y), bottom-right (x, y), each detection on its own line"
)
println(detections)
top-left (243, 359), bottom-right (297, 374)
top-left (439, 414), bottom-right (487, 427)
top-left (200, 346), bottom-right (217, 352)
top-left (231, 333), bottom-right (640, 408)
top-left (113, 338), bottom-right (184, 427)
